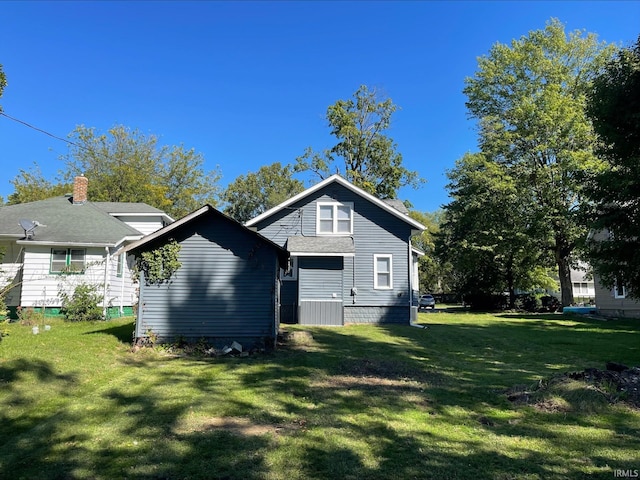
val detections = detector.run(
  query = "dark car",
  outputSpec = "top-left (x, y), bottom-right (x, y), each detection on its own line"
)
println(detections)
top-left (418, 294), bottom-right (436, 310)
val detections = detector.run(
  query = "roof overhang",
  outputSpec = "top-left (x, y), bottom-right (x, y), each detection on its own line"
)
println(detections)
top-left (16, 240), bottom-right (117, 248)
top-left (108, 212), bottom-right (174, 224)
top-left (286, 236), bottom-right (355, 257)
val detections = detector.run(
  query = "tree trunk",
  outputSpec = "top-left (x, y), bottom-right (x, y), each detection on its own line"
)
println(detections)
top-left (554, 234), bottom-right (574, 307)
top-left (506, 260), bottom-right (516, 309)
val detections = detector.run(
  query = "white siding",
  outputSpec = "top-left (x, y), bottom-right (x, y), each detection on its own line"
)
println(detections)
top-left (116, 215), bottom-right (165, 235)
top-left (105, 251), bottom-right (139, 312)
top-left (19, 246), bottom-right (108, 307)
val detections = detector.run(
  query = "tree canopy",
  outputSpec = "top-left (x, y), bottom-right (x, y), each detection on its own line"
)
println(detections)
top-left (296, 85), bottom-right (422, 199)
top-left (586, 37), bottom-right (640, 298)
top-left (462, 18), bottom-right (615, 306)
top-left (9, 125), bottom-right (221, 219)
top-left (222, 162), bottom-right (304, 223)
top-left (7, 164), bottom-right (71, 205)
top-left (0, 63), bottom-right (6, 111)
top-left (438, 153), bottom-right (555, 307)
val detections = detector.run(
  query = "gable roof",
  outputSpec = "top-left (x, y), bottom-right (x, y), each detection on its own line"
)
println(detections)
top-left (0, 196), bottom-right (147, 246)
top-left (122, 204), bottom-right (289, 268)
top-left (245, 174), bottom-right (426, 232)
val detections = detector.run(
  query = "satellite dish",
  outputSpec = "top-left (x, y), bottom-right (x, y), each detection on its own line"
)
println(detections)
top-left (19, 219), bottom-right (46, 239)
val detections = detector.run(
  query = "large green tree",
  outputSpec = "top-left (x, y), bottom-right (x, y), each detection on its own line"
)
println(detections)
top-left (438, 153), bottom-right (554, 308)
top-left (62, 125), bottom-right (221, 219)
top-left (222, 162), bottom-right (304, 223)
top-left (586, 37), bottom-right (640, 298)
top-left (296, 85), bottom-right (422, 198)
top-left (7, 164), bottom-right (71, 204)
top-left (463, 19), bottom-right (615, 306)
top-left (409, 210), bottom-right (455, 294)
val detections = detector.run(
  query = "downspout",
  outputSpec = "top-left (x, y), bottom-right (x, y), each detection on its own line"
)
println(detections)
top-left (103, 247), bottom-right (110, 318)
top-left (408, 237), bottom-right (414, 323)
top-left (120, 254), bottom-right (125, 317)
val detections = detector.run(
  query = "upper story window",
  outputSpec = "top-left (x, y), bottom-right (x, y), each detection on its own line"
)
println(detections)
top-left (317, 202), bottom-right (353, 235)
top-left (51, 248), bottom-right (86, 274)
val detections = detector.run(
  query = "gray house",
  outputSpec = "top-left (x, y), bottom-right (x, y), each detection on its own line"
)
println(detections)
top-left (246, 175), bottom-right (426, 326)
top-left (123, 205), bottom-right (289, 347)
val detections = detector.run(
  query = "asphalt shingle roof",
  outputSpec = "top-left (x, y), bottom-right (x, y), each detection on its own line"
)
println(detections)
top-left (0, 197), bottom-right (147, 245)
top-left (286, 236), bottom-right (355, 255)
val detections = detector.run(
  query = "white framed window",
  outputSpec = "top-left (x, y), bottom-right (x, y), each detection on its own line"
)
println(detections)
top-left (573, 282), bottom-right (589, 295)
top-left (281, 257), bottom-right (298, 281)
top-left (316, 202), bottom-right (353, 235)
top-left (116, 254), bottom-right (124, 278)
top-left (374, 254), bottom-right (393, 289)
top-left (614, 275), bottom-right (626, 299)
top-left (50, 248), bottom-right (86, 274)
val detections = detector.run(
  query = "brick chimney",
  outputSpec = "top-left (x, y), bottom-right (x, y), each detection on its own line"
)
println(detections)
top-left (73, 175), bottom-right (88, 204)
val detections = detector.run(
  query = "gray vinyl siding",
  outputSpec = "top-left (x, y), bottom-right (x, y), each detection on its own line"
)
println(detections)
top-left (298, 257), bottom-right (343, 325)
top-left (298, 257), bottom-right (343, 299)
top-left (254, 183), bottom-right (413, 325)
top-left (594, 275), bottom-right (640, 318)
top-left (135, 217), bottom-right (280, 346)
top-left (344, 305), bottom-right (410, 324)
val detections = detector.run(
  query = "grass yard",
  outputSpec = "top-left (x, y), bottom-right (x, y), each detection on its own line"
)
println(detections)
top-left (1, 312), bottom-right (639, 479)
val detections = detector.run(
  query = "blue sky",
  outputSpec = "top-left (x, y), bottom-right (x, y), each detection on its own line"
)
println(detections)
top-left (1, 1), bottom-right (638, 213)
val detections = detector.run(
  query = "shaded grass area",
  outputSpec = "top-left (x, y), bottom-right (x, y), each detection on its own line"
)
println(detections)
top-left (0, 313), bottom-right (639, 479)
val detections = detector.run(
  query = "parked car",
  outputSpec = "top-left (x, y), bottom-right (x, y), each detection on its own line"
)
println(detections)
top-left (419, 294), bottom-right (436, 310)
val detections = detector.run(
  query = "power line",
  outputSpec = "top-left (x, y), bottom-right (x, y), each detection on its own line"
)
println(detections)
top-left (0, 111), bottom-right (84, 150)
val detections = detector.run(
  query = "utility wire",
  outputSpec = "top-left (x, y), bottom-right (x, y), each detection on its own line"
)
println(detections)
top-left (0, 111), bottom-right (85, 151)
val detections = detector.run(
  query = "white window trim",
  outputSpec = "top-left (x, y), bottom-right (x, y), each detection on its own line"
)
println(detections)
top-left (374, 254), bottom-right (393, 290)
top-left (50, 248), bottom-right (86, 274)
top-left (281, 256), bottom-right (298, 281)
top-left (316, 202), bottom-right (353, 235)
top-left (614, 281), bottom-right (627, 299)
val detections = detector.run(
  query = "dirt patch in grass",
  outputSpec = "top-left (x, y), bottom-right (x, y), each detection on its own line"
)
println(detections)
top-left (337, 358), bottom-right (444, 384)
top-left (278, 330), bottom-right (323, 351)
top-left (308, 358), bottom-right (440, 409)
top-left (507, 363), bottom-right (640, 412)
top-left (174, 416), bottom-right (306, 437)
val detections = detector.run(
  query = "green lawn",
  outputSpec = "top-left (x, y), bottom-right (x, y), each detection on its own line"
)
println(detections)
top-left (1, 312), bottom-right (639, 479)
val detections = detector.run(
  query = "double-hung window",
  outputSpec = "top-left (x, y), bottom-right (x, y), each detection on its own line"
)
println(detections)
top-left (374, 254), bottom-right (393, 289)
top-left (50, 248), bottom-right (86, 274)
top-left (317, 202), bottom-right (353, 235)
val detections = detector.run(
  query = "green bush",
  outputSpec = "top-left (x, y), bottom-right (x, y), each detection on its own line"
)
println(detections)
top-left (60, 284), bottom-right (104, 322)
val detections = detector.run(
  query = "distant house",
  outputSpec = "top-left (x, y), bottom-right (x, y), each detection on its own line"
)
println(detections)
top-left (0, 176), bottom-right (171, 318)
top-left (570, 263), bottom-right (595, 303)
top-left (123, 205), bottom-right (289, 347)
top-left (589, 230), bottom-right (640, 318)
top-left (245, 174), bottom-right (426, 326)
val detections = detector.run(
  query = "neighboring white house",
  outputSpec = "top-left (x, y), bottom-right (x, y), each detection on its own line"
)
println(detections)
top-left (570, 263), bottom-right (596, 303)
top-left (0, 176), bottom-right (172, 318)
